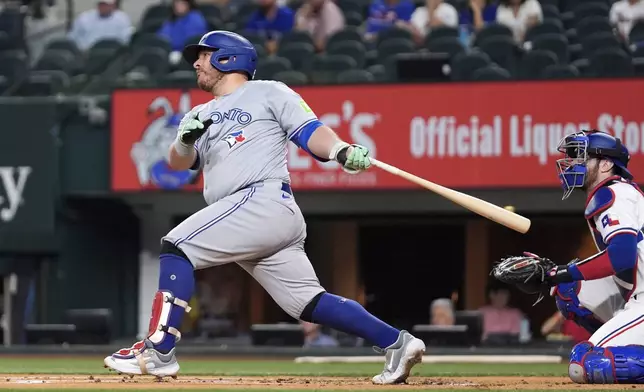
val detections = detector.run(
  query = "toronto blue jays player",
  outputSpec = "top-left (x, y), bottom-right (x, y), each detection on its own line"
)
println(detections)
top-left (103, 31), bottom-right (426, 384)
top-left (526, 130), bottom-right (644, 383)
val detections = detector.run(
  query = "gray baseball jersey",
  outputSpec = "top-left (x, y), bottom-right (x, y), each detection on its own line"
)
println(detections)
top-left (162, 80), bottom-right (326, 320)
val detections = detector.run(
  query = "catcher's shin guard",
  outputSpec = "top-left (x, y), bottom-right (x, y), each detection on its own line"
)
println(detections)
top-left (569, 342), bottom-right (644, 384)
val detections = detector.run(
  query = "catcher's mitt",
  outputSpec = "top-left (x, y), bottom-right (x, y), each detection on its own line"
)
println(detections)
top-left (491, 252), bottom-right (558, 304)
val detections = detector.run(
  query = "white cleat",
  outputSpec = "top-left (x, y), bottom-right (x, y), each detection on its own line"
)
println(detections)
top-left (103, 339), bottom-right (180, 378)
top-left (371, 330), bottom-right (426, 385)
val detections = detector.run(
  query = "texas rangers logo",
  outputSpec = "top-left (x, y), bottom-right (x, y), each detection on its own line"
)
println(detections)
top-left (130, 92), bottom-right (199, 190)
top-left (224, 130), bottom-right (247, 148)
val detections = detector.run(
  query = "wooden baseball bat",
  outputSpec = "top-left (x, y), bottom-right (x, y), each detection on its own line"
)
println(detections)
top-left (369, 158), bottom-right (532, 234)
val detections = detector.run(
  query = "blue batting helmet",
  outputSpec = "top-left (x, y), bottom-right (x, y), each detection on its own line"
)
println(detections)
top-left (182, 31), bottom-right (258, 79)
top-left (556, 130), bottom-right (632, 199)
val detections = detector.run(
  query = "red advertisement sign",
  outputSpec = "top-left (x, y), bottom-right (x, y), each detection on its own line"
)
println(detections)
top-left (111, 80), bottom-right (644, 192)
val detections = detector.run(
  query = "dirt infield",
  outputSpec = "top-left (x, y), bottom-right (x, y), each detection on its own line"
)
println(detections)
top-left (0, 375), bottom-right (637, 390)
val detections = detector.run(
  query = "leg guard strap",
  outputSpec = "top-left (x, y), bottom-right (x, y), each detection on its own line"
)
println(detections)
top-left (147, 291), bottom-right (191, 345)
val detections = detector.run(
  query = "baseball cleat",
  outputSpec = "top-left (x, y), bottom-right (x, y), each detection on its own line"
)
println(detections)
top-left (371, 330), bottom-right (426, 385)
top-left (103, 339), bottom-right (180, 378)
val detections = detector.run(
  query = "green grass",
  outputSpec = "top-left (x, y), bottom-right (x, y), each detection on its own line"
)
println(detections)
top-left (0, 357), bottom-right (568, 377)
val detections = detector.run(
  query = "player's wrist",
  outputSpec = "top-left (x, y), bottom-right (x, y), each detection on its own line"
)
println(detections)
top-left (173, 139), bottom-right (194, 156)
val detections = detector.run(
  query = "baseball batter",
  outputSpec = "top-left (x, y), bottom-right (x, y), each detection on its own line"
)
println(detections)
top-left (103, 31), bottom-right (425, 384)
top-left (493, 130), bottom-right (644, 384)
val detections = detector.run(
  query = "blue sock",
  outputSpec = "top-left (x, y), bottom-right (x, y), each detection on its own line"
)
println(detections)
top-left (311, 293), bottom-right (400, 349)
top-left (152, 253), bottom-right (195, 354)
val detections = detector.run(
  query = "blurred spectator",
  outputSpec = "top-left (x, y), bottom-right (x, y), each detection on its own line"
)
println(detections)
top-left (410, 0), bottom-right (458, 44)
top-left (246, 0), bottom-right (295, 54)
top-left (430, 298), bottom-right (456, 326)
top-left (295, 0), bottom-right (345, 52)
top-left (609, 0), bottom-right (644, 42)
top-left (159, 0), bottom-right (208, 65)
top-left (478, 284), bottom-right (523, 343)
top-left (67, 0), bottom-right (132, 51)
top-left (496, 0), bottom-right (542, 43)
top-left (300, 321), bottom-right (339, 347)
top-left (459, 0), bottom-right (498, 45)
top-left (365, 0), bottom-right (415, 42)
top-left (541, 311), bottom-right (592, 344)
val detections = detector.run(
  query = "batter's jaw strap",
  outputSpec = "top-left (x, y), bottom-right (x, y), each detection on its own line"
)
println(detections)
top-left (147, 290), bottom-right (192, 345)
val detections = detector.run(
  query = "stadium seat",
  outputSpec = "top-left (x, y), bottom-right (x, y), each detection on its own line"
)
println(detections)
top-left (525, 20), bottom-right (565, 43)
top-left (632, 45), bottom-right (644, 58)
top-left (160, 70), bottom-right (196, 87)
top-left (327, 27), bottom-right (363, 50)
top-left (376, 27), bottom-right (413, 48)
top-left (471, 65), bottom-right (512, 81)
top-left (576, 16), bottom-right (612, 39)
top-left (199, 4), bottom-right (222, 20)
top-left (336, 69), bottom-right (374, 83)
top-left (337, 0), bottom-right (365, 15)
top-left (255, 56), bottom-right (292, 80)
top-left (472, 23), bottom-right (513, 47)
top-left (328, 41), bottom-right (367, 68)
top-left (15, 70), bottom-right (69, 96)
top-left (140, 18), bottom-right (165, 34)
top-left (206, 16), bottom-right (223, 31)
top-left (84, 49), bottom-right (118, 76)
top-left (571, 58), bottom-right (590, 76)
top-left (565, 29), bottom-right (579, 46)
top-left (0, 51), bottom-right (27, 81)
top-left (344, 11), bottom-right (364, 27)
top-left (450, 51), bottom-right (492, 81)
top-left (310, 54), bottom-right (358, 84)
top-left (582, 31), bottom-right (621, 58)
top-left (33, 50), bottom-right (75, 75)
top-left (590, 47), bottom-right (634, 77)
top-left (633, 57), bottom-right (644, 76)
top-left (478, 35), bottom-right (520, 76)
top-left (43, 38), bottom-right (81, 58)
top-left (573, 3), bottom-right (610, 23)
top-left (539, 0), bottom-right (560, 7)
top-left (141, 4), bottom-right (171, 23)
top-left (280, 31), bottom-right (314, 47)
top-left (89, 39), bottom-right (124, 54)
top-left (541, 4), bottom-right (561, 19)
top-left (629, 21), bottom-right (644, 44)
top-left (541, 63), bottom-right (580, 79)
top-left (377, 38), bottom-right (415, 65)
top-left (425, 36), bottom-right (465, 58)
top-left (532, 33), bottom-right (570, 63)
top-left (561, 0), bottom-right (580, 13)
top-left (277, 42), bottom-right (315, 71)
top-left (425, 26), bottom-right (459, 43)
top-left (272, 70), bottom-right (309, 85)
top-left (242, 32), bottom-right (267, 48)
top-left (367, 64), bottom-right (386, 81)
top-left (130, 34), bottom-right (171, 55)
top-left (128, 47), bottom-right (170, 77)
top-left (519, 49), bottom-right (559, 79)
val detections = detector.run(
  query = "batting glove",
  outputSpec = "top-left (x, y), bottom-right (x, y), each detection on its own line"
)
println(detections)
top-left (178, 113), bottom-right (213, 147)
top-left (330, 142), bottom-right (371, 174)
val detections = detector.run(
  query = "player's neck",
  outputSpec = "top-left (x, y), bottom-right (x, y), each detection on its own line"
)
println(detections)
top-left (212, 76), bottom-right (247, 98)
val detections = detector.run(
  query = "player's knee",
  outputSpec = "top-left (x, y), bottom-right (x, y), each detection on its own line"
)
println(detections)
top-left (568, 341), bottom-right (594, 383)
top-left (299, 291), bottom-right (326, 322)
top-left (160, 240), bottom-right (192, 264)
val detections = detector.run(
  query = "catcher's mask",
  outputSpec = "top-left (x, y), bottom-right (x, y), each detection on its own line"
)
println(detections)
top-left (556, 130), bottom-right (632, 200)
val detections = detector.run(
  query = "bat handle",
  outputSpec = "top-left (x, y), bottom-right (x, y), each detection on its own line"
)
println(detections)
top-left (369, 158), bottom-right (400, 176)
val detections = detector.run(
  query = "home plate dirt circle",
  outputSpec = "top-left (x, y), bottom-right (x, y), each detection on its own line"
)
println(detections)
top-left (0, 375), bottom-right (639, 390)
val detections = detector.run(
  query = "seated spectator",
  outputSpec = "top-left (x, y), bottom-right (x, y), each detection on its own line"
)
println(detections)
top-left (410, 0), bottom-right (459, 45)
top-left (295, 0), bottom-right (345, 52)
top-left (541, 310), bottom-right (592, 344)
top-left (300, 321), bottom-right (339, 348)
top-left (496, 0), bottom-right (542, 43)
top-left (459, 0), bottom-right (498, 45)
top-left (610, 0), bottom-right (644, 42)
top-left (430, 298), bottom-right (456, 326)
top-left (245, 0), bottom-right (295, 54)
top-left (67, 0), bottom-right (132, 51)
top-left (478, 284), bottom-right (523, 344)
top-left (365, 0), bottom-right (416, 42)
top-left (159, 0), bottom-right (208, 65)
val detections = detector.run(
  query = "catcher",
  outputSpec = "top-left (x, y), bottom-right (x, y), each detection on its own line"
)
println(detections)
top-left (492, 130), bottom-right (644, 384)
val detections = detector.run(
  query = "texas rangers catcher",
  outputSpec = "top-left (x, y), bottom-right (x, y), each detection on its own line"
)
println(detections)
top-left (103, 31), bottom-right (426, 384)
top-left (493, 130), bottom-right (644, 384)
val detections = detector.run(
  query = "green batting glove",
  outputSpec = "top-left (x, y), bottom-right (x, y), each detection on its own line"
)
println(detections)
top-left (344, 144), bottom-right (371, 171)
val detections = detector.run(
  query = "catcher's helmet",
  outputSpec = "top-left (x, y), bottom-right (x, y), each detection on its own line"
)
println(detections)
top-left (182, 31), bottom-right (258, 79)
top-left (556, 130), bottom-right (632, 199)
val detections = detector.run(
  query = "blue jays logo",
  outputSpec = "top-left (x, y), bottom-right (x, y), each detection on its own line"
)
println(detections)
top-left (224, 130), bottom-right (247, 148)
